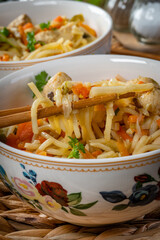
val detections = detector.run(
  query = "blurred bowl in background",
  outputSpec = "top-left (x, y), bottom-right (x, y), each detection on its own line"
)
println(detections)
top-left (0, 0), bottom-right (112, 78)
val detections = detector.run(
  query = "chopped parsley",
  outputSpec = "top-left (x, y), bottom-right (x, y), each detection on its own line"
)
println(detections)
top-left (27, 31), bottom-right (36, 52)
top-left (39, 21), bottom-right (50, 30)
top-left (33, 71), bottom-right (51, 97)
top-left (0, 27), bottom-right (10, 37)
top-left (68, 136), bottom-right (85, 159)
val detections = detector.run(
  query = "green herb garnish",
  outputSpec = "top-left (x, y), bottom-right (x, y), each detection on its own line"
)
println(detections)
top-left (27, 31), bottom-right (36, 52)
top-left (34, 71), bottom-right (51, 94)
top-left (39, 21), bottom-right (50, 30)
top-left (0, 27), bottom-right (10, 37)
top-left (68, 136), bottom-right (85, 159)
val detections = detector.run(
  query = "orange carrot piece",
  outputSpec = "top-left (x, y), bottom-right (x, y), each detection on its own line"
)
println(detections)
top-left (94, 104), bottom-right (106, 112)
top-left (92, 150), bottom-right (102, 158)
top-left (16, 122), bottom-right (33, 142)
top-left (23, 22), bottom-right (33, 30)
top-left (6, 133), bottom-right (19, 148)
top-left (80, 149), bottom-right (95, 159)
top-left (17, 142), bottom-right (26, 150)
top-left (117, 126), bottom-right (133, 142)
top-left (0, 54), bottom-right (10, 61)
top-left (157, 119), bottom-right (160, 127)
top-left (79, 22), bottom-right (97, 37)
top-left (1, 54), bottom-right (10, 61)
top-left (36, 135), bottom-right (46, 144)
top-left (117, 141), bottom-right (129, 156)
top-left (34, 43), bottom-right (41, 49)
top-left (72, 83), bottom-right (90, 99)
top-left (36, 150), bottom-right (47, 156)
top-left (49, 16), bottom-right (64, 29)
top-left (54, 16), bottom-right (63, 22)
top-left (60, 130), bottom-right (65, 138)
top-left (141, 129), bottom-right (149, 136)
top-left (128, 114), bottom-right (144, 124)
top-left (138, 81), bottom-right (144, 84)
top-left (128, 115), bottom-right (138, 123)
top-left (18, 25), bottom-right (28, 45)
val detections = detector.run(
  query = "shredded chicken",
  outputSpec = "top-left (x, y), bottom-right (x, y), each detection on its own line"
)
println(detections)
top-left (135, 77), bottom-right (160, 114)
top-left (43, 72), bottom-right (72, 99)
top-left (7, 14), bottom-right (31, 29)
top-left (35, 22), bottom-right (74, 44)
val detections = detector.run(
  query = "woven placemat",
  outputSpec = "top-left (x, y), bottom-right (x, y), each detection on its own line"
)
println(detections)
top-left (0, 180), bottom-right (160, 240)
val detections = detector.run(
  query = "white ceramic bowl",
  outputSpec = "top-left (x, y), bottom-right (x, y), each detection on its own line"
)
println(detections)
top-left (0, 55), bottom-right (160, 227)
top-left (0, 0), bottom-right (112, 79)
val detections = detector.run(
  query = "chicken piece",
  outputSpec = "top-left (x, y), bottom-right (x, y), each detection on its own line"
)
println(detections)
top-left (7, 14), bottom-right (32, 39)
top-left (43, 72), bottom-right (72, 101)
top-left (137, 88), bottom-right (160, 114)
top-left (35, 22), bottom-right (74, 44)
top-left (35, 30), bottom-right (60, 44)
top-left (130, 76), bottom-right (160, 89)
top-left (58, 22), bottom-right (74, 41)
top-left (8, 27), bottom-right (21, 38)
top-left (134, 77), bottom-right (160, 114)
top-left (7, 14), bottom-right (31, 29)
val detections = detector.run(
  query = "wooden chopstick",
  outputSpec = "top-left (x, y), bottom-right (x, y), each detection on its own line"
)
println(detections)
top-left (0, 92), bottom-right (135, 129)
top-left (0, 105), bottom-right (31, 117)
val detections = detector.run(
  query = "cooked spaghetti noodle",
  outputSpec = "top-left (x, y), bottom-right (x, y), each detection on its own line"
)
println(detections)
top-left (1, 72), bottom-right (160, 159)
top-left (0, 14), bottom-right (97, 61)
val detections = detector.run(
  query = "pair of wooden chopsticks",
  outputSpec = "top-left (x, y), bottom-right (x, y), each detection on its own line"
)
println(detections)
top-left (0, 92), bottom-right (135, 129)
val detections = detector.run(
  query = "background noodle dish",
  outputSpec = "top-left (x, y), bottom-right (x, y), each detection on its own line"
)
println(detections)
top-left (0, 14), bottom-right (97, 61)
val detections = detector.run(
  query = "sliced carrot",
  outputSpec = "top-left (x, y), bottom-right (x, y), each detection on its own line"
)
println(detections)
top-left (94, 104), bottom-right (106, 112)
top-left (6, 133), bottom-right (19, 148)
top-left (18, 25), bottom-right (28, 45)
top-left (54, 16), bottom-right (64, 22)
top-left (49, 16), bottom-right (64, 29)
top-left (117, 141), bottom-right (129, 156)
top-left (49, 22), bottom-right (63, 29)
top-left (17, 142), bottom-right (26, 150)
top-left (16, 122), bottom-right (33, 142)
top-left (1, 54), bottom-right (10, 61)
top-left (36, 150), bottom-right (47, 156)
top-left (138, 81), bottom-right (144, 84)
top-left (72, 83), bottom-right (90, 99)
top-left (157, 119), bottom-right (160, 127)
top-left (128, 114), bottom-right (144, 124)
top-left (92, 150), bottom-right (102, 158)
top-left (117, 126), bottom-right (133, 142)
top-left (141, 129), bottom-right (149, 136)
top-left (113, 104), bottom-right (118, 111)
top-left (34, 43), bottom-right (41, 49)
top-left (38, 119), bottom-right (43, 126)
top-left (79, 22), bottom-right (97, 37)
top-left (60, 130), bottom-right (65, 138)
top-left (23, 22), bottom-right (33, 30)
top-left (128, 115), bottom-right (138, 123)
top-left (80, 149), bottom-right (95, 159)
top-left (36, 135), bottom-right (46, 144)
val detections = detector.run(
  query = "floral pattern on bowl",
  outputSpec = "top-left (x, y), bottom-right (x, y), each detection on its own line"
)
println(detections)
top-left (100, 168), bottom-right (160, 210)
top-left (0, 163), bottom-right (98, 216)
